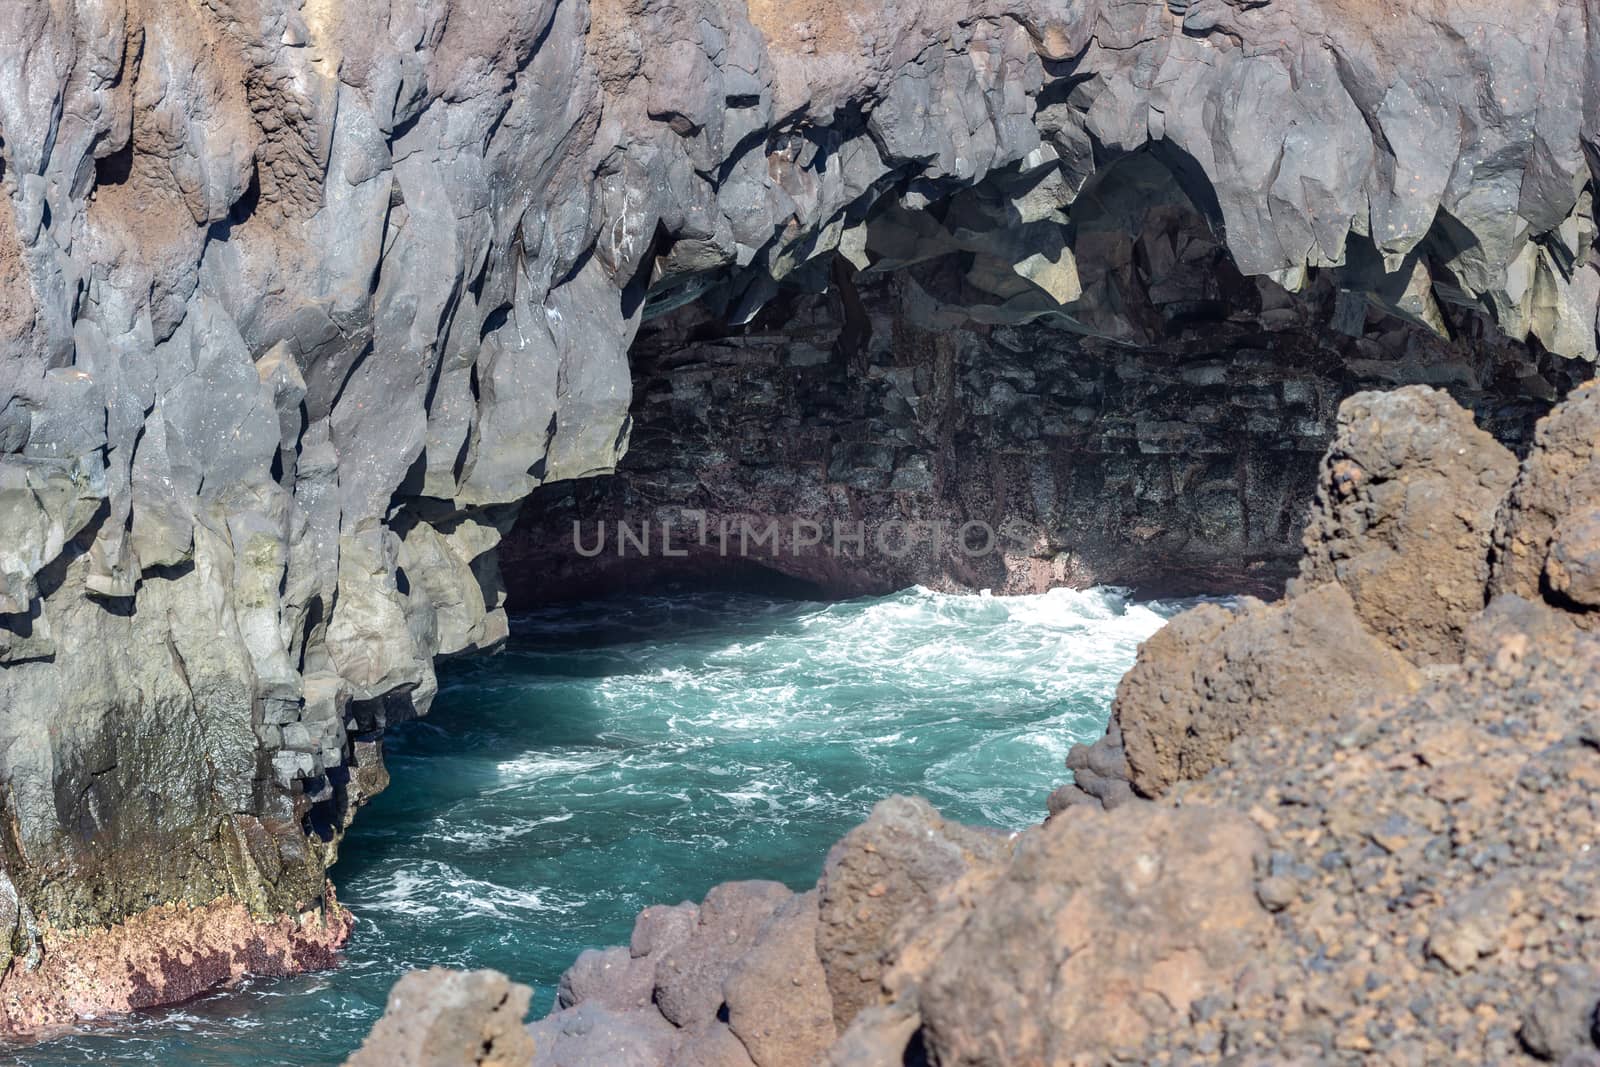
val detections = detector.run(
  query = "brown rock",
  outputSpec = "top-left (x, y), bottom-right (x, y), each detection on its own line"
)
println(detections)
top-left (918, 804), bottom-right (1270, 1065)
top-left (2, 888), bottom-right (352, 1037)
top-left (815, 795), bottom-right (1014, 1030)
top-left (631, 902), bottom-right (700, 959)
top-left (652, 880), bottom-right (793, 1029)
top-left (345, 968), bottom-right (533, 1067)
top-left (664, 1022), bottom-right (757, 1067)
top-left (528, 1001), bottom-right (682, 1067)
top-left (1296, 385), bottom-right (1518, 664)
top-left (1116, 583), bottom-right (1421, 797)
top-left (1493, 380), bottom-right (1600, 628)
top-left (821, 1004), bottom-right (924, 1067)
top-left (557, 945), bottom-right (656, 1012)
top-left (723, 890), bottom-right (836, 1067)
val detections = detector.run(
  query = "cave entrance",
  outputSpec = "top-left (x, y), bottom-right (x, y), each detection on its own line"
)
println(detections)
top-left (500, 153), bottom-right (1578, 607)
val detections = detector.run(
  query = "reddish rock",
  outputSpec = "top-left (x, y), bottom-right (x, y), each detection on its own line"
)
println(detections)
top-left (815, 795), bottom-right (1014, 1030)
top-left (527, 1000), bottom-right (679, 1067)
top-left (1493, 380), bottom-right (1600, 623)
top-left (1115, 583), bottom-right (1421, 798)
top-left (651, 881), bottom-right (792, 1029)
top-left (556, 946), bottom-right (656, 1013)
top-left (918, 804), bottom-right (1270, 1064)
top-left (0, 884), bottom-right (350, 1035)
top-left (663, 1022), bottom-right (756, 1067)
top-left (723, 890), bottom-right (836, 1067)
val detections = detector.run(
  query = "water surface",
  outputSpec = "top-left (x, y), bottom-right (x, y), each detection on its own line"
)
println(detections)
top-left (18, 586), bottom-right (1184, 1065)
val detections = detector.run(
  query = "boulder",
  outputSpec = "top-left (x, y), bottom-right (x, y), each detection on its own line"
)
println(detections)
top-left (918, 805), bottom-right (1270, 1064)
top-left (345, 969), bottom-right (534, 1067)
top-left (1296, 385), bottom-right (1518, 664)
top-left (816, 795), bottom-right (1014, 1029)
top-left (723, 891), bottom-right (836, 1067)
top-left (652, 880), bottom-right (793, 1029)
top-left (1493, 381), bottom-right (1600, 627)
top-left (527, 1001), bottom-right (681, 1067)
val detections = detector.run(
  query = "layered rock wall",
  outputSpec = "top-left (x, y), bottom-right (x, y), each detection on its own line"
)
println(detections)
top-left (506, 242), bottom-right (1574, 601)
top-left (3, 0), bottom-right (1600, 1026)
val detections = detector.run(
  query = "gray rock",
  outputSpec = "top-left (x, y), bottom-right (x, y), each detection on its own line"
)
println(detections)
top-left (528, 1001), bottom-right (681, 1067)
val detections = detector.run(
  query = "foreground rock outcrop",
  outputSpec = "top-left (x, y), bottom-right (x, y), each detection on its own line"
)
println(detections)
top-left (5, 0), bottom-right (1600, 1028)
top-left (354, 380), bottom-right (1600, 1064)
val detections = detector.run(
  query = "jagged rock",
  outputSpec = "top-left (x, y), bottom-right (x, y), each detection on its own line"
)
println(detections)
top-left (816, 795), bottom-right (1014, 1030)
top-left (1296, 385), bottom-right (1519, 664)
top-left (1494, 381), bottom-right (1600, 627)
top-left (1058, 385), bottom-right (1532, 808)
top-left (505, 204), bottom-right (1571, 607)
top-left (359, 379), bottom-right (1600, 1067)
top-left (345, 969), bottom-right (533, 1067)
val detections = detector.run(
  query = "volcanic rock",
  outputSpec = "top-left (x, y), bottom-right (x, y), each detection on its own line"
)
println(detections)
top-left (346, 968), bottom-right (534, 1067)
top-left (1494, 380), bottom-right (1600, 627)
top-left (1297, 385), bottom-right (1519, 664)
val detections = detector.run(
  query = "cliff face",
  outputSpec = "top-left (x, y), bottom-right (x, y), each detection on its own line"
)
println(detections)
top-left (0, 0), bottom-right (1597, 1027)
top-left (504, 247), bottom-right (1573, 603)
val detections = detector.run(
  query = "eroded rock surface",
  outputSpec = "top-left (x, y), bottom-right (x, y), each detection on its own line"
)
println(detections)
top-left (1494, 379), bottom-right (1600, 627)
top-left (4, 0), bottom-right (1600, 1029)
top-left (504, 204), bottom-right (1574, 604)
top-left (1298, 385), bottom-right (1520, 664)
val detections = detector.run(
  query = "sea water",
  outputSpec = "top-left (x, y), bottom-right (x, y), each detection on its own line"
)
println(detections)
top-left (17, 586), bottom-right (1188, 1065)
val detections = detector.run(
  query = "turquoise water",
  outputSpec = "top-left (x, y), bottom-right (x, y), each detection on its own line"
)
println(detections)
top-left (15, 586), bottom-right (1184, 1065)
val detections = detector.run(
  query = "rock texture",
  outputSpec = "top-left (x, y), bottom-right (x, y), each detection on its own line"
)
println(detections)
top-left (357, 380), bottom-right (1600, 1065)
top-left (1052, 382), bottom-right (1512, 809)
top-left (5, 0), bottom-right (1600, 1028)
top-left (505, 253), bottom-right (1574, 604)
top-left (345, 968), bottom-right (535, 1067)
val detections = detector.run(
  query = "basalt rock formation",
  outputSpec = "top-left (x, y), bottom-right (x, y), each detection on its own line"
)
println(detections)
top-left (505, 239), bottom-right (1574, 603)
top-left (4, 0), bottom-right (1600, 1030)
top-left (353, 383), bottom-right (1600, 1064)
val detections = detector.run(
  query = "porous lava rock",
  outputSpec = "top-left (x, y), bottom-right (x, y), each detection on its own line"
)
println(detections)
top-left (1494, 380), bottom-right (1600, 627)
top-left (1297, 385), bottom-right (1520, 664)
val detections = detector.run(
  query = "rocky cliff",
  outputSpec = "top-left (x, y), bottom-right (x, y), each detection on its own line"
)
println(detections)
top-left (2, 0), bottom-right (1598, 1029)
top-left (503, 253), bottom-right (1575, 603)
top-left (351, 381), bottom-right (1600, 1066)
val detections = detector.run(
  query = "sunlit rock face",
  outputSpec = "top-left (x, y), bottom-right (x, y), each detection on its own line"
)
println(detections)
top-left (0, 0), bottom-right (1595, 1025)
